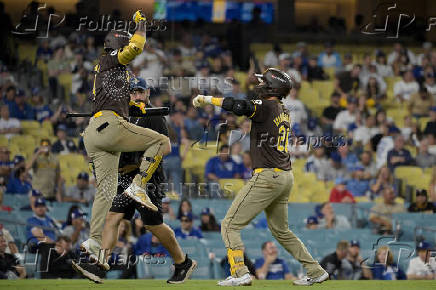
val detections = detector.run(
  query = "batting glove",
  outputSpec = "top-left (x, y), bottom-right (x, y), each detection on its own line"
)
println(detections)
top-left (193, 95), bottom-right (212, 108)
top-left (133, 10), bottom-right (146, 24)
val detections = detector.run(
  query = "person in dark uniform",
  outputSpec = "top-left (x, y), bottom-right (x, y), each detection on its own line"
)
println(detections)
top-left (408, 189), bottom-right (436, 213)
top-left (76, 78), bottom-right (196, 284)
top-left (74, 10), bottom-right (171, 282)
top-left (193, 68), bottom-right (328, 286)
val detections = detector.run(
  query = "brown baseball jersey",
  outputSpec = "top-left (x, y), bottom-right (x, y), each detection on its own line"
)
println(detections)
top-left (249, 99), bottom-right (291, 171)
top-left (91, 52), bottom-right (131, 118)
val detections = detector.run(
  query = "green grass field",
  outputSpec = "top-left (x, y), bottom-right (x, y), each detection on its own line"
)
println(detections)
top-left (1, 280), bottom-right (435, 290)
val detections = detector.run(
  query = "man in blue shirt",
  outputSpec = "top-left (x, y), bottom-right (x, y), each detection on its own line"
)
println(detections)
top-left (205, 145), bottom-right (242, 181)
top-left (346, 166), bottom-right (370, 197)
top-left (255, 241), bottom-right (295, 280)
top-left (174, 213), bottom-right (203, 240)
top-left (387, 135), bottom-right (413, 172)
top-left (134, 232), bottom-right (169, 257)
top-left (26, 198), bottom-right (57, 252)
top-left (8, 90), bottom-right (35, 120)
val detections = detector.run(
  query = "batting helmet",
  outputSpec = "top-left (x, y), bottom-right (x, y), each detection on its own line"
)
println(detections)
top-left (254, 68), bottom-right (293, 98)
top-left (104, 30), bottom-right (131, 52)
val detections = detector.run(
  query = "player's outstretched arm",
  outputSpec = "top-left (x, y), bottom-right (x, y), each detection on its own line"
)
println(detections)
top-left (192, 95), bottom-right (255, 117)
top-left (118, 10), bottom-right (146, 65)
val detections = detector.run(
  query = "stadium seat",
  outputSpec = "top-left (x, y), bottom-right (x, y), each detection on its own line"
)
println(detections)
top-left (312, 80), bottom-right (335, 100)
top-left (219, 179), bottom-right (245, 197)
top-left (20, 121), bottom-right (41, 135)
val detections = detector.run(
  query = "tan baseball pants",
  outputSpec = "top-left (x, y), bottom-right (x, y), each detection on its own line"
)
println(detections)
top-left (83, 110), bottom-right (168, 244)
top-left (221, 168), bottom-right (325, 278)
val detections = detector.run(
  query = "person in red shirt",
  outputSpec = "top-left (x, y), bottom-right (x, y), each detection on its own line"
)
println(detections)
top-left (329, 178), bottom-right (355, 203)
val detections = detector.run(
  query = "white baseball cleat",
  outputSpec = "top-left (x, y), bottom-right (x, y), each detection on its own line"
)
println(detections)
top-left (293, 271), bottom-right (329, 286)
top-left (217, 273), bottom-right (252, 286)
top-left (124, 179), bottom-right (158, 211)
top-left (80, 238), bottom-right (101, 262)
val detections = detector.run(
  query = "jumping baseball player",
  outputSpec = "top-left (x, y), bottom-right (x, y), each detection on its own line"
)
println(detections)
top-left (76, 10), bottom-right (171, 265)
top-left (73, 78), bottom-right (196, 283)
top-left (193, 68), bottom-right (328, 286)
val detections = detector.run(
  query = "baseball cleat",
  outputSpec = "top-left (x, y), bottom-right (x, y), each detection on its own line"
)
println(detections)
top-left (167, 256), bottom-right (197, 284)
top-left (293, 271), bottom-right (329, 286)
top-left (124, 176), bottom-right (158, 211)
top-left (217, 273), bottom-right (252, 286)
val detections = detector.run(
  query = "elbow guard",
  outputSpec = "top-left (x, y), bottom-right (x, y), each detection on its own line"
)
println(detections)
top-left (118, 34), bottom-right (145, 65)
top-left (222, 98), bottom-right (255, 117)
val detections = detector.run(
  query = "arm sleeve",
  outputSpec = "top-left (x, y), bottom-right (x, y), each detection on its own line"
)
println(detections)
top-left (117, 34), bottom-right (146, 65)
top-left (221, 98), bottom-right (258, 119)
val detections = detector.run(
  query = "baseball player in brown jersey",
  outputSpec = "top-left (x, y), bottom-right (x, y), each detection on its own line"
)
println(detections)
top-left (193, 68), bottom-right (328, 286)
top-left (77, 10), bottom-right (171, 265)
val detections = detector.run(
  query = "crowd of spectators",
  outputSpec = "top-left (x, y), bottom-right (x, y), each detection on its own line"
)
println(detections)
top-left (0, 2), bottom-right (435, 280)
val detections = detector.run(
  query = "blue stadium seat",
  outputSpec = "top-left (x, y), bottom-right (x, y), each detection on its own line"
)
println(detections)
top-left (3, 194), bottom-right (29, 209)
top-left (178, 239), bottom-right (208, 259)
top-left (190, 257), bottom-right (213, 279)
top-left (106, 270), bottom-right (123, 279)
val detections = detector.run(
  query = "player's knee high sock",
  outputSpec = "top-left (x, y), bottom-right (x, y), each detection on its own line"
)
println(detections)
top-left (227, 249), bottom-right (248, 277)
top-left (136, 141), bottom-right (165, 186)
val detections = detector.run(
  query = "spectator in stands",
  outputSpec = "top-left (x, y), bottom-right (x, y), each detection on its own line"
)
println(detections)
top-left (0, 226), bottom-right (17, 255)
top-left (36, 39), bottom-right (53, 62)
top-left (11, 155), bottom-right (25, 177)
top-left (321, 92), bottom-right (342, 132)
top-left (26, 198), bottom-right (58, 252)
top-left (386, 135), bottom-right (413, 172)
top-left (408, 189), bottom-right (436, 213)
top-left (415, 138), bottom-right (436, 169)
top-left (321, 153), bottom-right (349, 181)
top-left (199, 208), bottom-right (220, 232)
top-left (370, 167), bottom-right (394, 197)
top-left (429, 167), bottom-right (436, 202)
top-left (31, 89), bottom-right (53, 123)
top-left (0, 105), bottom-right (20, 140)
top-left (229, 119), bottom-right (251, 152)
top-left (407, 241), bottom-right (436, 280)
top-left (305, 216), bottom-right (319, 230)
top-left (341, 240), bottom-right (366, 280)
top-left (346, 166), bottom-right (371, 198)
top-left (2, 86), bottom-right (16, 106)
top-left (26, 139), bottom-right (61, 201)
top-left (306, 55), bottom-right (327, 81)
top-left (394, 70), bottom-right (419, 103)
top-left (333, 96), bottom-right (358, 133)
top-left (388, 42), bottom-right (416, 65)
top-left (335, 65), bottom-right (361, 96)
top-left (6, 167), bottom-right (31, 195)
top-left (205, 144), bottom-right (242, 182)
top-left (424, 106), bottom-right (436, 139)
top-left (63, 172), bottom-right (94, 204)
top-left (336, 143), bottom-right (359, 171)
top-left (320, 240), bottom-right (349, 279)
top-left (409, 87), bottom-right (432, 118)
top-left (51, 124), bottom-right (77, 154)
top-left (329, 177), bottom-right (355, 203)
top-left (358, 151), bottom-right (377, 179)
top-left (318, 42), bottom-right (342, 68)
top-left (177, 198), bottom-right (194, 220)
top-left (369, 187), bottom-right (405, 234)
top-left (255, 241), bottom-right (295, 280)
top-left (423, 72), bottom-right (436, 98)
top-left (365, 245), bottom-right (406, 280)
top-left (134, 232), bottom-right (168, 257)
top-left (47, 46), bottom-right (70, 100)
top-left (376, 126), bottom-right (400, 170)
top-left (52, 106), bottom-right (78, 137)
top-left (317, 202), bottom-right (351, 229)
top-left (174, 213), bottom-right (203, 240)
top-left (28, 189), bottom-right (43, 211)
top-left (8, 90), bottom-right (34, 120)
top-left (62, 207), bottom-right (89, 249)
top-left (263, 44), bottom-right (281, 68)
top-left (283, 88), bottom-right (307, 130)
top-left (38, 235), bottom-right (77, 279)
top-left (353, 115), bottom-right (379, 147)
top-left (0, 234), bottom-right (25, 279)
top-left (161, 197), bottom-right (176, 221)
top-left (305, 147), bottom-right (330, 181)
